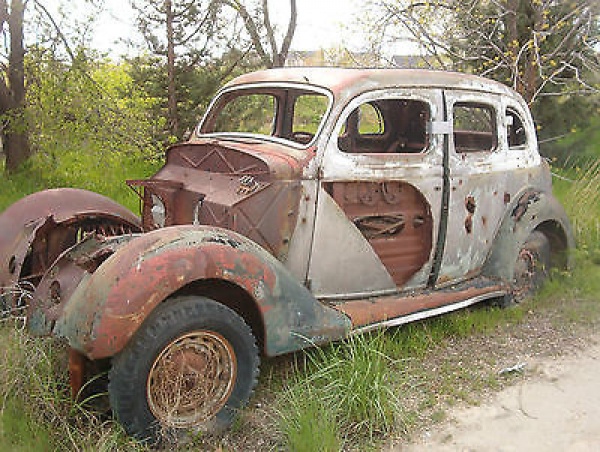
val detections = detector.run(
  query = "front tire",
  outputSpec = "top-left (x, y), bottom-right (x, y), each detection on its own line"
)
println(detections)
top-left (108, 296), bottom-right (259, 443)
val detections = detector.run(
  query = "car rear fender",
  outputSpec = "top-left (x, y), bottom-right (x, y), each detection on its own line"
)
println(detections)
top-left (32, 225), bottom-right (350, 359)
top-left (483, 189), bottom-right (574, 282)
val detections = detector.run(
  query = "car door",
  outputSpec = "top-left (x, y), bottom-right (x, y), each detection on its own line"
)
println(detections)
top-left (307, 89), bottom-right (445, 299)
top-left (436, 90), bottom-right (510, 284)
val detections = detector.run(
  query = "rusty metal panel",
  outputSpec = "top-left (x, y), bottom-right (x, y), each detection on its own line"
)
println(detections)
top-left (131, 143), bottom-right (303, 261)
top-left (335, 279), bottom-right (507, 328)
top-left (230, 182), bottom-right (302, 261)
top-left (329, 181), bottom-right (433, 287)
top-left (483, 190), bottom-right (574, 282)
top-left (0, 189), bottom-right (141, 309)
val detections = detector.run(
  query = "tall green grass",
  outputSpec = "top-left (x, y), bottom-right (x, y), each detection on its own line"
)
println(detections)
top-left (0, 322), bottom-right (143, 451)
top-left (275, 332), bottom-right (403, 450)
top-left (561, 159), bottom-right (600, 252)
top-left (0, 151), bottom-right (159, 213)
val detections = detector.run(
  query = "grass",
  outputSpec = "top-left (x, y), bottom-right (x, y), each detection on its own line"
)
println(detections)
top-left (0, 322), bottom-right (144, 451)
top-left (275, 332), bottom-right (403, 450)
top-left (0, 399), bottom-right (53, 452)
top-left (562, 159), bottom-right (600, 252)
top-left (0, 150), bottom-right (159, 213)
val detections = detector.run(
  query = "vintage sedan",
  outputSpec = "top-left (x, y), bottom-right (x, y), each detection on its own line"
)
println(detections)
top-left (0, 68), bottom-right (573, 442)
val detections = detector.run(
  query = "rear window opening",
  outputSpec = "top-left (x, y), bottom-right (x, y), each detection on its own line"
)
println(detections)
top-left (453, 103), bottom-right (497, 153)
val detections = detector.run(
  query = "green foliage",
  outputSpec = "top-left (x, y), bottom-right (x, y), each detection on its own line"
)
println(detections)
top-left (214, 93), bottom-right (277, 134)
top-left (126, 51), bottom-right (262, 142)
top-left (0, 399), bottom-right (53, 452)
top-left (0, 49), bottom-right (163, 211)
top-left (26, 50), bottom-right (163, 158)
top-left (541, 110), bottom-right (600, 162)
top-left (292, 94), bottom-right (330, 134)
top-left (0, 159), bottom-right (46, 211)
top-left (276, 384), bottom-right (341, 452)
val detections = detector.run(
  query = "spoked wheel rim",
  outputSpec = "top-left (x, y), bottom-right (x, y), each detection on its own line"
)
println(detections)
top-left (146, 331), bottom-right (237, 428)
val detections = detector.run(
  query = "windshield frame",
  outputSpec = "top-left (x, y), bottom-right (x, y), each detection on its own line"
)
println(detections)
top-left (196, 82), bottom-right (334, 149)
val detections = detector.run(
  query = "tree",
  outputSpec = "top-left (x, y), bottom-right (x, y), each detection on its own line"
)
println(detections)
top-left (0, 0), bottom-right (30, 173)
top-left (220, 0), bottom-right (297, 68)
top-left (126, 48), bottom-right (260, 143)
top-left (130, 0), bottom-right (222, 137)
top-left (370, 0), bottom-right (599, 104)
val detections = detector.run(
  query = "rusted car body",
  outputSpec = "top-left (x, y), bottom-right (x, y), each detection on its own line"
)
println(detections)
top-left (0, 68), bottom-right (573, 441)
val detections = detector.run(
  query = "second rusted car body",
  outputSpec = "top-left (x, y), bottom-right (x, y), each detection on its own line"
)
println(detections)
top-left (0, 68), bottom-right (573, 441)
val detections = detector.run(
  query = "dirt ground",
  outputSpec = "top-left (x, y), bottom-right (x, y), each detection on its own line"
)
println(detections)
top-left (398, 336), bottom-right (600, 451)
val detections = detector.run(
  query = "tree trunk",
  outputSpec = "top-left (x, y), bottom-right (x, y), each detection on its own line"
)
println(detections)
top-left (505, 0), bottom-right (521, 95)
top-left (3, 0), bottom-right (30, 173)
top-left (223, 0), bottom-right (296, 68)
top-left (165, 0), bottom-right (179, 137)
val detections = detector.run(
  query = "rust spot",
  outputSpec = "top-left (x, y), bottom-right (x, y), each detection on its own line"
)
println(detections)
top-left (512, 191), bottom-right (540, 221)
top-left (68, 349), bottom-right (86, 399)
top-left (465, 215), bottom-right (473, 234)
top-left (482, 216), bottom-right (487, 227)
top-left (465, 196), bottom-right (476, 214)
top-left (8, 256), bottom-right (16, 274)
top-left (504, 192), bottom-right (511, 204)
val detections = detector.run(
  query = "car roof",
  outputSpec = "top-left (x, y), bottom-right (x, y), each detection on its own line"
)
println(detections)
top-left (223, 67), bottom-right (518, 99)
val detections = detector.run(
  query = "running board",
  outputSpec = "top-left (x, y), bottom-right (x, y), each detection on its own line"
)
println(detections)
top-left (329, 278), bottom-right (508, 333)
top-left (351, 290), bottom-right (506, 335)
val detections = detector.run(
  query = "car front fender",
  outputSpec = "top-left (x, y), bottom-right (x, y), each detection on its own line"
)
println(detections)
top-left (31, 225), bottom-right (350, 359)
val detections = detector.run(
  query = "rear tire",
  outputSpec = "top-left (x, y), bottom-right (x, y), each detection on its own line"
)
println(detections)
top-left (511, 230), bottom-right (551, 302)
top-left (108, 296), bottom-right (259, 443)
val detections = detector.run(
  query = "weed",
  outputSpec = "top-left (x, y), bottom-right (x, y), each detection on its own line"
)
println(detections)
top-left (0, 398), bottom-right (53, 451)
top-left (0, 150), bottom-right (159, 213)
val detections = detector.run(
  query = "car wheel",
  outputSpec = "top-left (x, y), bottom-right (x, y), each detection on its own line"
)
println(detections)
top-left (511, 230), bottom-right (551, 302)
top-left (108, 296), bottom-right (259, 443)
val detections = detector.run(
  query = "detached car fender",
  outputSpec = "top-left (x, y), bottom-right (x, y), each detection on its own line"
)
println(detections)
top-left (31, 225), bottom-right (350, 359)
top-left (0, 188), bottom-right (140, 304)
top-left (483, 189), bottom-right (574, 281)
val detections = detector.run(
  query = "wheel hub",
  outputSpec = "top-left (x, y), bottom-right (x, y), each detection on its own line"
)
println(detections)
top-left (147, 331), bottom-right (237, 428)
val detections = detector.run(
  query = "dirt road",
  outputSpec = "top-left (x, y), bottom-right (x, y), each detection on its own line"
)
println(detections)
top-left (400, 337), bottom-right (600, 451)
